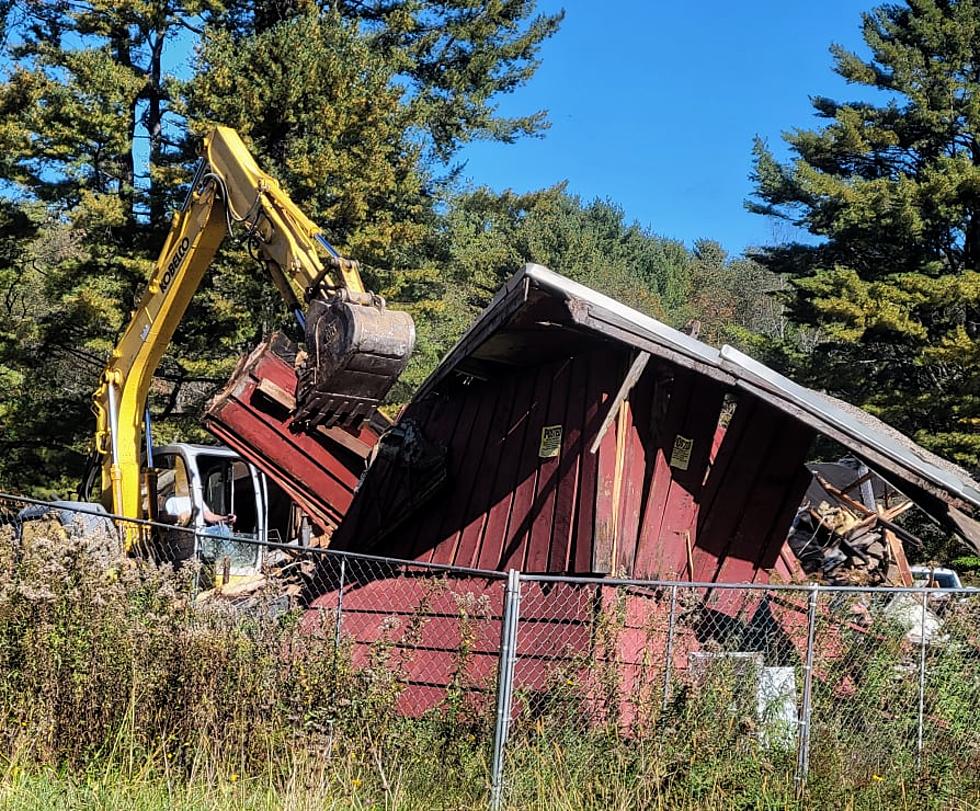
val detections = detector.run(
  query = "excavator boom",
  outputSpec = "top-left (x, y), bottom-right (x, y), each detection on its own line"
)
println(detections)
top-left (93, 126), bottom-right (414, 533)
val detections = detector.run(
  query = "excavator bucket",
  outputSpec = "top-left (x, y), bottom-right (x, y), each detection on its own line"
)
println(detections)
top-left (294, 291), bottom-right (415, 430)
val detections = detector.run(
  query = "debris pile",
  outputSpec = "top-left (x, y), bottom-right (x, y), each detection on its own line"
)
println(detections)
top-left (787, 460), bottom-right (914, 585)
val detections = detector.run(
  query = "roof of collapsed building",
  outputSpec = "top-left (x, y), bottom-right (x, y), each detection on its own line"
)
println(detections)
top-left (417, 263), bottom-right (980, 550)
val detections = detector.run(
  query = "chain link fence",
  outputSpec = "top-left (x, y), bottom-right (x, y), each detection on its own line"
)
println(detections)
top-left (2, 492), bottom-right (979, 807)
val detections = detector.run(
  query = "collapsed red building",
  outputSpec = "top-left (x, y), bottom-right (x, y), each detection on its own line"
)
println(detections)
top-left (332, 264), bottom-right (980, 572)
top-left (296, 265), bottom-right (980, 714)
top-left (207, 264), bottom-right (980, 716)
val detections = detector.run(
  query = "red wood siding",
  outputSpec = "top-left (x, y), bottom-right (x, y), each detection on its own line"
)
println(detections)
top-left (336, 349), bottom-right (814, 589)
top-left (204, 338), bottom-right (383, 534)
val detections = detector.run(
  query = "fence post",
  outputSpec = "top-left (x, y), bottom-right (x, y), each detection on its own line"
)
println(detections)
top-left (490, 569), bottom-right (522, 811)
top-left (795, 583), bottom-right (819, 793)
top-left (662, 583), bottom-right (679, 712)
top-left (916, 588), bottom-right (928, 769)
top-left (333, 555), bottom-right (347, 655)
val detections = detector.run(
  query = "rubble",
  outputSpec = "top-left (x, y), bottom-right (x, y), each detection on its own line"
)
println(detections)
top-left (788, 460), bottom-right (915, 585)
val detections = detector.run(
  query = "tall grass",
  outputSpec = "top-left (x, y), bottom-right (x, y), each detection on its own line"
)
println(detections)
top-left (0, 519), bottom-right (978, 809)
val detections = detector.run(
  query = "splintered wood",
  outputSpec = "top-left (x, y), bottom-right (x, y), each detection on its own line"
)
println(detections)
top-left (786, 464), bottom-right (915, 586)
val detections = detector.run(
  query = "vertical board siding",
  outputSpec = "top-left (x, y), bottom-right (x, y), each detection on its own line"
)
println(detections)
top-left (476, 370), bottom-right (540, 570)
top-left (426, 381), bottom-right (487, 565)
top-left (526, 358), bottom-right (574, 572)
top-left (336, 348), bottom-right (812, 590)
top-left (615, 391), bottom-right (646, 575)
top-left (454, 374), bottom-right (519, 569)
top-left (204, 342), bottom-right (382, 533)
top-left (632, 373), bottom-right (693, 578)
top-left (433, 378), bottom-right (502, 566)
top-left (308, 574), bottom-right (504, 717)
top-left (500, 363), bottom-right (559, 570)
top-left (548, 355), bottom-right (588, 572)
top-left (655, 376), bottom-right (728, 580)
top-left (691, 398), bottom-right (772, 581)
top-left (341, 347), bottom-right (636, 573)
top-left (572, 354), bottom-right (601, 573)
top-left (324, 344), bottom-right (827, 719)
top-left (592, 354), bottom-right (626, 574)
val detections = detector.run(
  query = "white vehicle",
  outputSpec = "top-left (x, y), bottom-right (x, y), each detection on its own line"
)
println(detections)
top-left (910, 566), bottom-right (963, 590)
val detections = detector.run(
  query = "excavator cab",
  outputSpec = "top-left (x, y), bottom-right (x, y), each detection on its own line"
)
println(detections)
top-left (152, 444), bottom-right (267, 584)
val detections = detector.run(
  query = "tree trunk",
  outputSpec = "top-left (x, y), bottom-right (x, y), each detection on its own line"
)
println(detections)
top-left (111, 26), bottom-right (137, 223)
top-left (146, 27), bottom-right (166, 225)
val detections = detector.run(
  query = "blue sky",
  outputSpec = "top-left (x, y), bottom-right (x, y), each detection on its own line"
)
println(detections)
top-left (456, 0), bottom-right (878, 256)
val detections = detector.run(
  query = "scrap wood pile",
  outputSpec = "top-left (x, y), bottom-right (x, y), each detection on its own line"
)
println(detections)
top-left (787, 460), bottom-right (915, 586)
top-left (194, 542), bottom-right (325, 605)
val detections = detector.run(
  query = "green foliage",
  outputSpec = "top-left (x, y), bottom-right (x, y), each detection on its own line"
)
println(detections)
top-left (218, 0), bottom-right (565, 161)
top-left (748, 0), bottom-right (980, 475)
top-left (0, 0), bottom-right (559, 492)
top-left (0, 0), bottom-right (784, 495)
top-left (394, 184), bottom-right (784, 398)
top-left (950, 554), bottom-right (980, 572)
top-left (5, 520), bottom-right (980, 809)
top-left (0, 519), bottom-right (496, 807)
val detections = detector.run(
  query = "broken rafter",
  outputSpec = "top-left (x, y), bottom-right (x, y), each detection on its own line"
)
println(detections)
top-left (590, 351), bottom-right (651, 454)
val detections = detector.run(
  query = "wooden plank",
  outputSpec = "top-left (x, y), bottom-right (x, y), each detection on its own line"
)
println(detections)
top-left (589, 351), bottom-right (651, 453)
top-left (568, 307), bottom-right (737, 385)
top-left (438, 378), bottom-right (504, 566)
top-left (592, 353), bottom-right (628, 573)
top-left (609, 400), bottom-right (630, 568)
top-left (696, 397), bottom-right (757, 531)
top-left (631, 372), bottom-right (695, 579)
top-left (813, 472), bottom-right (876, 516)
top-left (335, 393), bottom-right (441, 555)
top-left (615, 371), bottom-right (652, 576)
top-left (526, 358), bottom-right (574, 572)
top-left (884, 528), bottom-right (914, 586)
top-left (255, 376), bottom-right (294, 408)
top-left (690, 398), bottom-right (772, 582)
top-left (501, 364), bottom-right (557, 570)
top-left (711, 414), bottom-right (813, 610)
top-left (712, 472), bottom-right (809, 616)
top-left (251, 364), bottom-right (374, 458)
top-left (572, 353), bottom-right (601, 573)
top-left (773, 542), bottom-right (807, 583)
top-left (402, 391), bottom-right (469, 561)
top-left (656, 377), bottom-right (728, 579)
top-left (476, 368), bottom-right (540, 570)
top-left (750, 449), bottom-right (816, 579)
top-left (453, 374), bottom-right (520, 569)
top-left (208, 400), bottom-right (351, 520)
top-left (427, 384), bottom-right (488, 565)
top-left (548, 353), bottom-right (588, 572)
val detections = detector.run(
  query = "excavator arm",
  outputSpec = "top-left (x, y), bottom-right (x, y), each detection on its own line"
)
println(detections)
top-left (93, 126), bottom-right (414, 533)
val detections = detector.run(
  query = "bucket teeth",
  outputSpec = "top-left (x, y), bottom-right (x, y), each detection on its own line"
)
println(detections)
top-left (294, 294), bottom-right (415, 431)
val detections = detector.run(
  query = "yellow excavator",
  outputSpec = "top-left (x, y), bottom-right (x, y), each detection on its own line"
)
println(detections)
top-left (91, 126), bottom-right (415, 551)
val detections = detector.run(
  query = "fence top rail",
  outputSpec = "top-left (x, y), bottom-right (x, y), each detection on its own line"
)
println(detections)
top-left (0, 491), bottom-right (508, 580)
top-left (519, 572), bottom-right (980, 596)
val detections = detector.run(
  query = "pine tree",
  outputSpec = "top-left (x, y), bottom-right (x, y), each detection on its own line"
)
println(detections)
top-left (219, 0), bottom-right (564, 159)
top-left (0, 0), bottom-right (559, 490)
top-left (0, 1), bottom-right (218, 490)
top-left (749, 0), bottom-right (980, 473)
